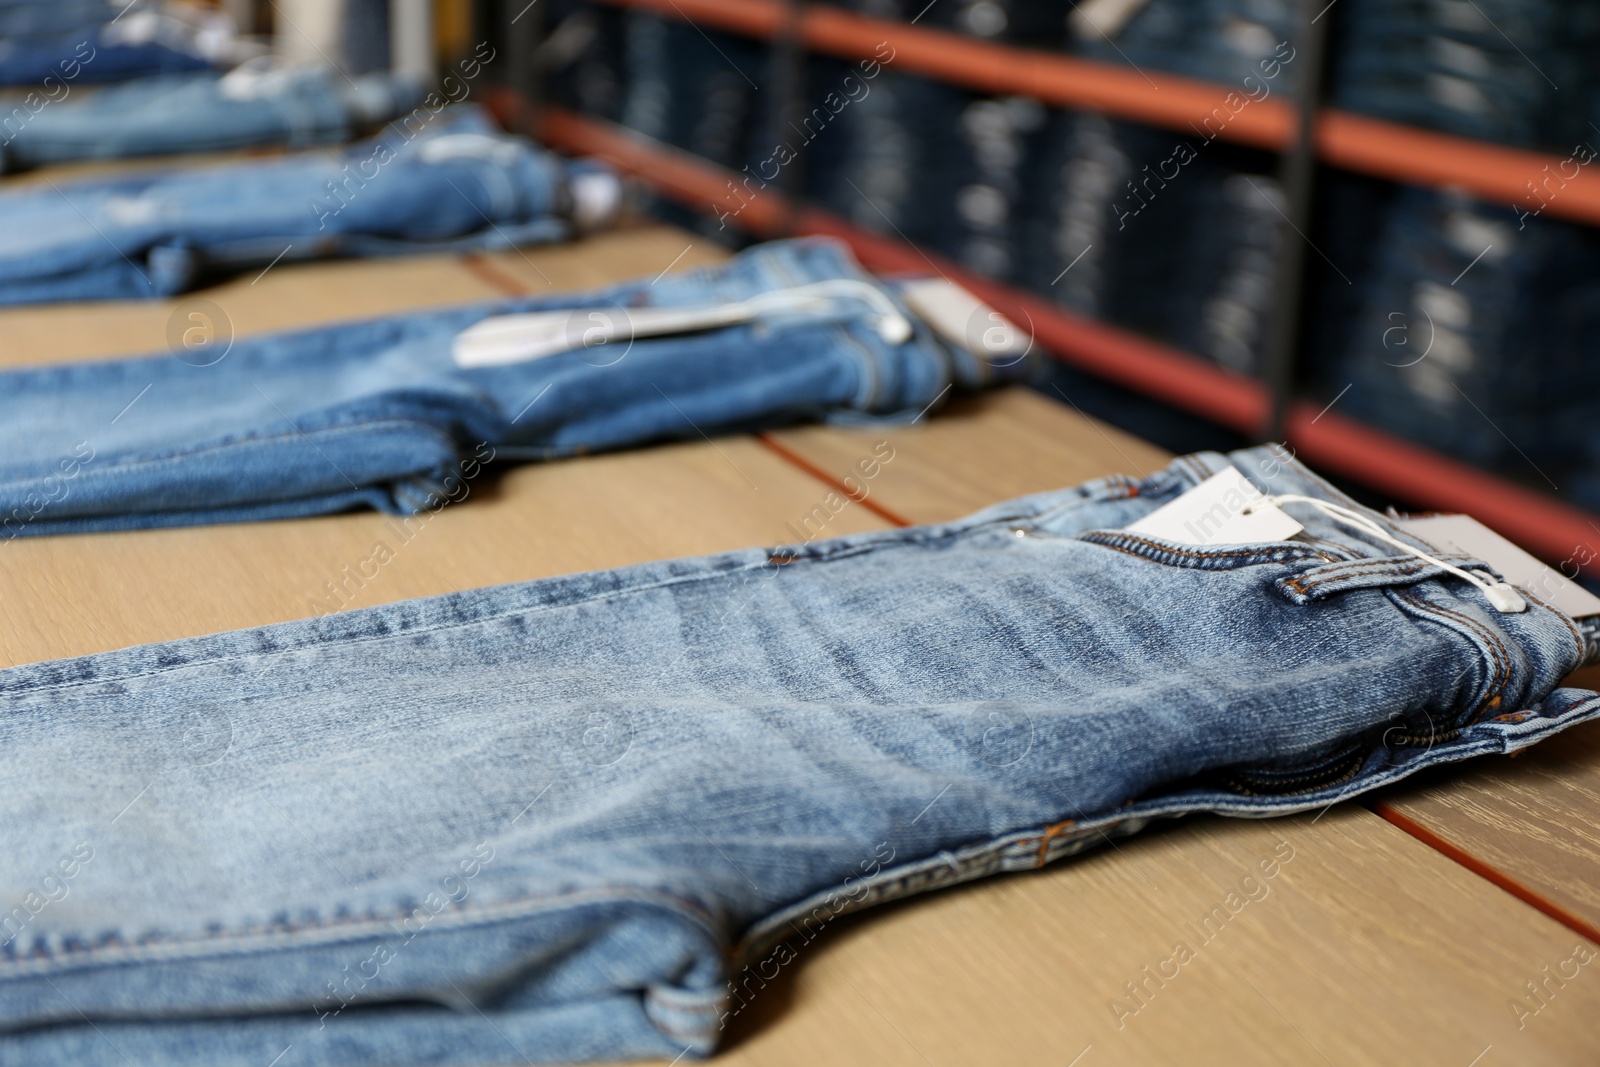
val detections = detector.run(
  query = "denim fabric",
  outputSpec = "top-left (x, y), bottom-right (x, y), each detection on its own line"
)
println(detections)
top-left (1322, 187), bottom-right (1600, 474)
top-left (0, 65), bottom-right (418, 174)
top-left (0, 0), bottom-right (117, 39)
top-left (0, 6), bottom-right (230, 87)
top-left (1073, 0), bottom-right (1301, 94)
top-left (1330, 0), bottom-right (1599, 151)
top-left (1013, 108), bottom-right (1284, 374)
top-left (0, 237), bottom-right (1011, 538)
top-left (803, 67), bottom-right (970, 248)
top-left (618, 11), bottom-right (776, 173)
top-left (545, 0), bottom-right (628, 124)
top-left (0, 105), bottom-right (608, 305)
top-left (1015, 110), bottom-right (1136, 323)
top-left (927, 93), bottom-right (1047, 283)
top-left (0, 446), bottom-right (1594, 1066)
top-left (1158, 171), bottom-right (1286, 376)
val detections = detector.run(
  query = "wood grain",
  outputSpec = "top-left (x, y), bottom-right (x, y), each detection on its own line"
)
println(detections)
top-left (1381, 719), bottom-right (1600, 940)
top-left (764, 386), bottom-right (1172, 524)
top-left (686, 810), bottom-right (1600, 1067)
top-left (0, 435), bottom-right (891, 668)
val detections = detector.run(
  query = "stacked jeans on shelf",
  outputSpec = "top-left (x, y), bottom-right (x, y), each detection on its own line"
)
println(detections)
top-left (1071, 0), bottom-right (1300, 93)
top-left (1322, 187), bottom-right (1600, 480)
top-left (0, 237), bottom-right (1015, 537)
top-left (930, 93), bottom-right (1047, 283)
top-left (545, 0), bottom-right (628, 125)
top-left (0, 61), bottom-right (420, 173)
top-left (0, 444), bottom-right (1595, 1065)
top-left (0, 105), bottom-right (621, 305)
top-left (1164, 170), bottom-right (1287, 376)
top-left (0, 1), bottom-right (246, 87)
top-left (1014, 110), bottom-right (1142, 322)
top-left (619, 11), bottom-right (773, 166)
top-left (1330, 0), bottom-right (1599, 150)
top-left (803, 67), bottom-right (969, 249)
top-left (821, 0), bottom-right (1065, 46)
top-left (1014, 109), bottom-right (1286, 375)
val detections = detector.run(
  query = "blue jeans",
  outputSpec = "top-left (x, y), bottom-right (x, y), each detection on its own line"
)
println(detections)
top-left (0, 11), bottom-right (219, 87)
top-left (0, 105), bottom-right (609, 305)
top-left (0, 237), bottom-right (1007, 538)
top-left (0, 0), bottom-right (115, 39)
top-left (0, 445), bottom-right (1593, 1065)
top-left (1073, 0), bottom-right (1302, 95)
top-left (1329, 0), bottom-right (1597, 150)
top-left (0, 67), bottom-right (420, 173)
top-left (1323, 186), bottom-right (1600, 474)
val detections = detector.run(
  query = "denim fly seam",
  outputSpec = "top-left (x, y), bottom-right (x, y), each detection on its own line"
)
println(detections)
top-left (0, 447), bottom-right (1595, 1065)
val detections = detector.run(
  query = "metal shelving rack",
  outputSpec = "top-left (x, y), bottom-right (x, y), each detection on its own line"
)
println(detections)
top-left (482, 0), bottom-right (1600, 574)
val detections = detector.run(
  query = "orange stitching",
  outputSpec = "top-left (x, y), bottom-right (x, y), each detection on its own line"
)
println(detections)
top-left (1519, 586), bottom-right (1585, 665)
top-left (1035, 819), bottom-right (1077, 868)
top-left (1295, 555), bottom-right (1484, 593)
top-left (1395, 589), bottom-right (1509, 721)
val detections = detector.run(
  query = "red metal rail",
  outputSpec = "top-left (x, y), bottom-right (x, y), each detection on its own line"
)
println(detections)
top-left (581, 0), bottom-right (1600, 227)
top-left (529, 104), bottom-right (1600, 571)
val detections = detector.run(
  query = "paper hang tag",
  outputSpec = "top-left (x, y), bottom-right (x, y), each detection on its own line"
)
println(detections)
top-left (1127, 466), bottom-right (1303, 546)
top-left (1399, 514), bottom-right (1600, 620)
top-left (895, 278), bottom-right (1030, 362)
top-left (452, 305), bottom-right (753, 369)
top-left (453, 280), bottom-right (915, 369)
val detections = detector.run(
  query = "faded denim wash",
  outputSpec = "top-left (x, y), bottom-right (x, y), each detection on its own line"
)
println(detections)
top-left (0, 238), bottom-right (1006, 537)
top-left (0, 106), bottom-right (608, 306)
top-left (0, 66), bottom-right (420, 173)
top-left (0, 446), bottom-right (1594, 1065)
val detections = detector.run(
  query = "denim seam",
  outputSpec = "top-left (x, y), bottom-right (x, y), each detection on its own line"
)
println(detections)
top-left (1519, 585), bottom-right (1585, 666)
top-left (0, 417), bottom-right (458, 495)
top-left (0, 508), bottom-right (1103, 698)
top-left (1265, 448), bottom-right (1442, 556)
top-left (1294, 555), bottom-right (1489, 593)
top-left (1390, 588), bottom-right (1509, 723)
top-left (733, 818), bottom-right (1128, 969)
top-left (1399, 591), bottom-right (1512, 714)
top-left (0, 886), bottom-right (722, 978)
top-left (1077, 530), bottom-right (1325, 568)
top-left (1021, 476), bottom-right (1139, 527)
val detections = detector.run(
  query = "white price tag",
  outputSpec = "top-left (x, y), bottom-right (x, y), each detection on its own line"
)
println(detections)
top-left (1399, 514), bottom-right (1600, 620)
top-left (1127, 466), bottom-right (1303, 546)
top-left (896, 278), bottom-right (1029, 362)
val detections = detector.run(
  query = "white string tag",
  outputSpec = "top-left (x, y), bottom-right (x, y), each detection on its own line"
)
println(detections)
top-left (452, 280), bottom-right (913, 369)
top-left (1400, 514), bottom-right (1600, 620)
top-left (1127, 467), bottom-right (1303, 546)
top-left (1247, 495), bottom-right (1528, 614)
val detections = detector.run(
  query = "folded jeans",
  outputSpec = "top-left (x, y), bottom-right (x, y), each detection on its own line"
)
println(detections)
top-left (0, 445), bottom-right (1593, 1065)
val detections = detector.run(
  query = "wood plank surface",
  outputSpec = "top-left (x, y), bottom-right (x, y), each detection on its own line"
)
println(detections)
top-left (697, 809), bottom-right (1600, 1067)
top-left (0, 436), bottom-right (891, 668)
top-left (1381, 717), bottom-right (1600, 941)
top-left (764, 386), bottom-right (1172, 524)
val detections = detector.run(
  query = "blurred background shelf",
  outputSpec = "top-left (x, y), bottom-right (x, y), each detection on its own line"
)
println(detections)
top-left (578, 0), bottom-right (1600, 226)
top-left (527, 102), bottom-right (1600, 572)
